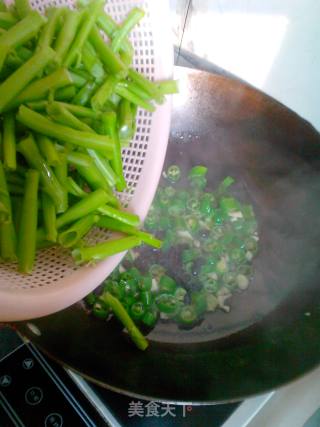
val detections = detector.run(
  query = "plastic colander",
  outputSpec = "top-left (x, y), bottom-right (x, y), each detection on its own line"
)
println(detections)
top-left (0, 0), bottom-right (173, 321)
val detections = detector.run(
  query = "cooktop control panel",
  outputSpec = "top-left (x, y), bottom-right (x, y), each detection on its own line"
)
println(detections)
top-left (0, 343), bottom-right (101, 427)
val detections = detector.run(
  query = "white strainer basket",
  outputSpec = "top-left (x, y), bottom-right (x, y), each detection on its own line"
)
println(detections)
top-left (0, 0), bottom-right (173, 321)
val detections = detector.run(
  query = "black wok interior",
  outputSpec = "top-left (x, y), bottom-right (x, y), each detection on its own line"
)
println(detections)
top-left (15, 68), bottom-right (320, 402)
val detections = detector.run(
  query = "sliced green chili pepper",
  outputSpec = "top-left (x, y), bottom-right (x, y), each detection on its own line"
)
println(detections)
top-left (129, 301), bottom-right (145, 320)
top-left (156, 293), bottom-right (179, 314)
top-left (176, 305), bottom-right (197, 326)
top-left (159, 275), bottom-right (176, 294)
top-left (165, 165), bottom-right (181, 183)
top-left (142, 310), bottom-right (157, 327)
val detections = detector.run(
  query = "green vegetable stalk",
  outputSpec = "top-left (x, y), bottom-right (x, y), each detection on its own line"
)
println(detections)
top-left (82, 41), bottom-right (105, 81)
top-left (53, 101), bottom-right (99, 119)
top-left (3, 113), bottom-right (16, 170)
top-left (54, 85), bottom-right (77, 101)
top-left (101, 112), bottom-right (126, 191)
top-left (0, 160), bottom-right (12, 224)
top-left (15, 0), bottom-right (32, 19)
top-left (9, 68), bottom-right (72, 108)
top-left (63, 0), bottom-right (104, 68)
top-left (97, 11), bottom-right (133, 56)
top-left (16, 106), bottom-right (114, 153)
top-left (71, 80), bottom-right (97, 106)
top-left (111, 8), bottom-right (144, 53)
top-left (0, 12), bottom-right (17, 30)
top-left (118, 98), bottom-right (133, 141)
top-left (0, 46), bottom-right (55, 113)
top-left (56, 188), bottom-right (109, 229)
top-left (91, 75), bottom-right (117, 111)
top-left (98, 204), bottom-right (140, 227)
top-left (37, 135), bottom-right (60, 167)
top-left (17, 169), bottom-right (39, 273)
top-left (66, 176), bottom-right (87, 198)
top-left (18, 135), bottom-right (67, 213)
top-left (54, 9), bottom-right (82, 63)
top-left (72, 235), bottom-right (142, 264)
top-left (59, 213), bottom-right (99, 247)
top-left (89, 25), bottom-right (126, 75)
top-left (0, 220), bottom-right (17, 261)
top-left (0, 11), bottom-right (45, 50)
top-left (101, 291), bottom-right (148, 350)
top-left (115, 82), bottom-right (155, 112)
top-left (37, 7), bottom-right (64, 51)
top-left (53, 153), bottom-right (68, 210)
top-left (42, 192), bottom-right (57, 242)
top-left (98, 216), bottom-right (161, 248)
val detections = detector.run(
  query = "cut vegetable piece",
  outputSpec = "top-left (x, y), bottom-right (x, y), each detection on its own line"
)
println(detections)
top-left (101, 112), bottom-right (126, 191)
top-left (54, 9), bottom-right (82, 63)
top-left (37, 7), bottom-right (63, 51)
top-left (0, 12), bottom-right (17, 30)
top-left (98, 204), bottom-right (139, 227)
top-left (66, 176), bottom-right (87, 198)
top-left (15, 0), bottom-right (32, 19)
top-left (46, 102), bottom-right (92, 132)
top-left (6, 46), bottom-right (33, 69)
top-left (63, 0), bottom-right (104, 68)
top-left (86, 149), bottom-right (118, 189)
top-left (53, 101), bottom-right (99, 119)
top-left (56, 188), bottom-right (109, 229)
top-left (218, 176), bottom-right (235, 193)
top-left (54, 85), bottom-right (77, 101)
top-left (17, 169), bottom-right (39, 273)
top-left (0, 11), bottom-right (46, 61)
top-left (66, 151), bottom-right (93, 168)
top-left (125, 81), bottom-right (153, 101)
top-left (111, 8), bottom-right (144, 53)
top-left (59, 213), bottom-right (99, 247)
top-left (157, 80), bottom-right (179, 95)
top-left (18, 135), bottom-right (67, 213)
top-left (16, 106), bottom-right (114, 153)
top-left (89, 25), bottom-right (126, 75)
top-left (118, 98), bottom-right (133, 140)
top-left (97, 217), bottom-right (161, 248)
top-left (54, 152), bottom-right (68, 188)
top-left (9, 68), bottom-right (72, 108)
top-left (75, 160), bottom-right (112, 193)
top-left (42, 192), bottom-right (57, 242)
top-left (0, 220), bottom-right (17, 261)
top-left (72, 236), bottom-right (142, 264)
top-left (97, 12), bottom-right (133, 55)
top-left (46, 104), bottom-right (118, 193)
top-left (91, 75), bottom-right (117, 111)
top-left (0, 160), bottom-right (11, 224)
top-left (0, 47), bottom-right (55, 113)
top-left (71, 80), bottom-right (97, 106)
top-left (69, 70), bottom-right (87, 88)
top-left (0, 45), bottom-right (9, 72)
top-left (82, 41), bottom-right (105, 81)
top-left (37, 135), bottom-right (60, 167)
top-left (128, 68), bottom-right (163, 104)
top-left (27, 100), bottom-right (48, 111)
top-left (115, 82), bottom-right (155, 112)
top-left (100, 291), bottom-right (148, 350)
top-left (188, 165), bottom-right (208, 179)
top-left (3, 113), bottom-right (16, 170)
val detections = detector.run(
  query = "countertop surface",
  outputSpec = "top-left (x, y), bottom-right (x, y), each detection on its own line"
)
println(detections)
top-left (170, 0), bottom-right (320, 131)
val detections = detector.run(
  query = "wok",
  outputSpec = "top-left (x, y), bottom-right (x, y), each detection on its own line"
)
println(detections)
top-left (14, 66), bottom-right (320, 403)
